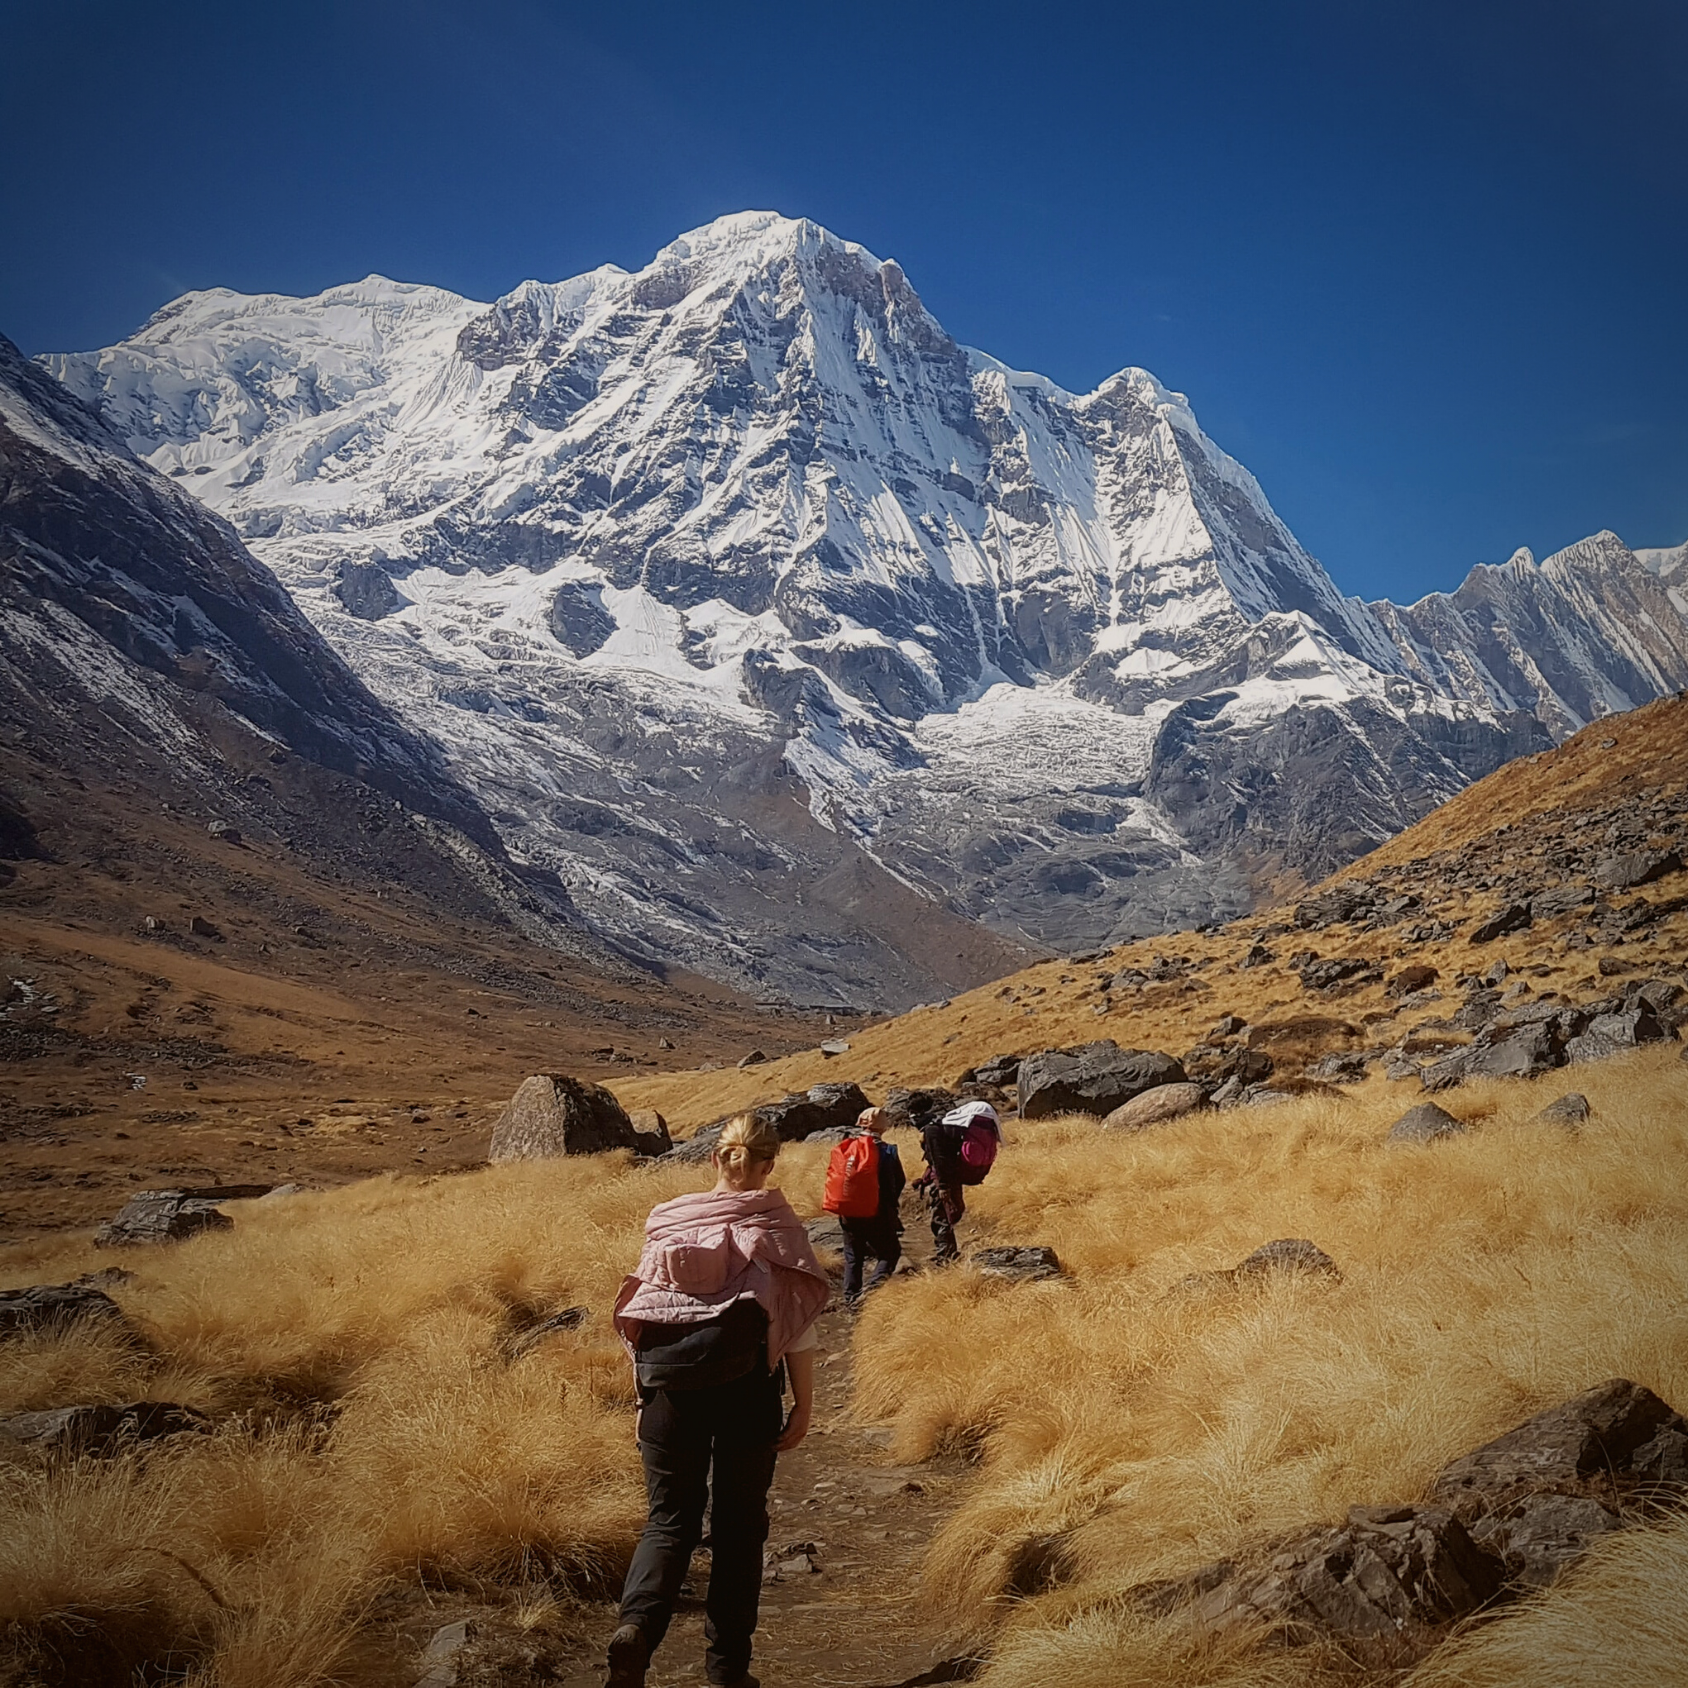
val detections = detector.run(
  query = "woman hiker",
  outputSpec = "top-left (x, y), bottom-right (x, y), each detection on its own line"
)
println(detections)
top-left (606, 1112), bottom-right (830, 1688)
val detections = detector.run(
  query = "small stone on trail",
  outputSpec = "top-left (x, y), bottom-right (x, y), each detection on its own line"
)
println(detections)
top-left (1534, 1093), bottom-right (1591, 1128)
top-left (970, 1245), bottom-right (1062, 1282)
top-left (820, 1039), bottom-right (851, 1056)
top-left (1389, 1101), bottom-right (1466, 1144)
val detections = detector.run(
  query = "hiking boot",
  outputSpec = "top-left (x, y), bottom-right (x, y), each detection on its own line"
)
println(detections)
top-left (605, 1623), bottom-right (649, 1688)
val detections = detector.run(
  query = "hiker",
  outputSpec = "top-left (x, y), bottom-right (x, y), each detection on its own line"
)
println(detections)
top-left (914, 1099), bottom-right (1002, 1264)
top-left (606, 1112), bottom-right (830, 1688)
top-left (823, 1105), bottom-right (907, 1307)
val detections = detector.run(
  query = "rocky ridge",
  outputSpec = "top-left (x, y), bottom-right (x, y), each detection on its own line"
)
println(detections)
top-left (39, 212), bottom-right (1688, 1003)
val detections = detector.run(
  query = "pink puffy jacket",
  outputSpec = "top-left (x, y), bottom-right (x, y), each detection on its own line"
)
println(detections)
top-left (613, 1187), bottom-right (829, 1366)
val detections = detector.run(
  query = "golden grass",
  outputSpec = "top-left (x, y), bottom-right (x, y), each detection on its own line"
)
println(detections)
top-left (0, 1147), bottom-right (839, 1686)
top-left (845, 1046), bottom-right (1688, 1685)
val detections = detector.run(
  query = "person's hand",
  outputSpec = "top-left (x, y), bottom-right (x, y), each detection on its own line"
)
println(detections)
top-left (775, 1402), bottom-right (812, 1452)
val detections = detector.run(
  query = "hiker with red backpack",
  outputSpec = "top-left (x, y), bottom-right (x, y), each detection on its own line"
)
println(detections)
top-left (914, 1099), bottom-right (1001, 1264)
top-left (822, 1106), bottom-right (906, 1308)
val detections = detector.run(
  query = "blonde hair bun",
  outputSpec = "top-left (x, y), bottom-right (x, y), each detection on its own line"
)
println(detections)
top-left (716, 1111), bottom-right (781, 1177)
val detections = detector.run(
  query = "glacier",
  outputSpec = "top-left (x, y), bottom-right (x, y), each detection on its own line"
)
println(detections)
top-left (39, 211), bottom-right (1688, 1005)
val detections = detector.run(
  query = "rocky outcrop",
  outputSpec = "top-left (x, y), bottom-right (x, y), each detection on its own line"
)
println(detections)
top-left (971, 1246), bottom-right (1062, 1282)
top-left (1131, 1378), bottom-right (1688, 1657)
top-left (95, 1185), bottom-right (272, 1246)
top-left (0, 1281), bottom-right (129, 1339)
top-left (1017, 1042), bottom-right (1186, 1119)
top-left (660, 1082), bottom-right (872, 1164)
top-left (489, 1075), bottom-right (644, 1160)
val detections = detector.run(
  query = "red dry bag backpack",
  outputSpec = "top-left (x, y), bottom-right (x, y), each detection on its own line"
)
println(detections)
top-left (823, 1135), bottom-right (881, 1218)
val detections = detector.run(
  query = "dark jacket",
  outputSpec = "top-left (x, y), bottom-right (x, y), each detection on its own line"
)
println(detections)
top-left (876, 1140), bottom-right (906, 1229)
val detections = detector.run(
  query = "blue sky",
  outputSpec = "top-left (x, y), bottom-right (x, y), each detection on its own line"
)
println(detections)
top-left (2, 0), bottom-right (1682, 602)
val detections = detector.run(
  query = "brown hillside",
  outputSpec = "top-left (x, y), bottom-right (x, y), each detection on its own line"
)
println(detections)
top-left (623, 692), bottom-right (1688, 1130)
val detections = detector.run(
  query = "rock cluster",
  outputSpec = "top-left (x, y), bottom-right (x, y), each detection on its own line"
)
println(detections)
top-left (659, 1082), bottom-right (872, 1164)
top-left (1017, 1042), bottom-right (1187, 1119)
top-left (1131, 1379), bottom-right (1688, 1660)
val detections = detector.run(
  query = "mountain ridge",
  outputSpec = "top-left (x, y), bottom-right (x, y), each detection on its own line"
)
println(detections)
top-left (36, 211), bottom-right (1688, 1004)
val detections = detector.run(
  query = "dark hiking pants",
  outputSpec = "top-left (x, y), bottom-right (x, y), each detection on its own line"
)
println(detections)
top-left (619, 1365), bottom-right (783, 1684)
top-left (926, 1177), bottom-right (965, 1263)
top-left (840, 1215), bottom-right (901, 1304)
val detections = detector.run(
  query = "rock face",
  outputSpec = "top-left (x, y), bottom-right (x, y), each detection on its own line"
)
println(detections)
top-left (489, 1075), bottom-right (644, 1161)
top-left (0, 1282), bottom-right (128, 1339)
top-left (1137, 1504), bottom-right (1503, 1650)
top-left (1018, 1043), bottom-right (1187, 1119)
top-left (1132, 1378), bottom-right (1688, 1657)
top-left (45, 221), bottom-right (1688, 1004)
top-left (1428, 1378), bottom-right (1688, 1586)
top-left (1101, 1082), bottom-right (1210, 1132)
top-left (1388, 1102), bottom-right (1466, 1144)
top-left (94, 1185), bottom-right (272, 1247)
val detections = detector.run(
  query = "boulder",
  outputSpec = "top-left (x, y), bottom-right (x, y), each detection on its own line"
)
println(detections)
top-left (738, 1049), bottom-right (768, 1068)
top-left (1389, 1101), bottom-right (1466, 1144)
top-left (759, 1082), bottom-right (871, 1142)
top-left (0, 1282), bottom-right (128, 1340)
top-left (489, 1075), bottom-right (643, 1161)
top-left (1298, 956), bottom-right (1379, 992)
top-left (1017, 1042), bottom-right (1186, 1119)
top-left (1101, 1082), bottom-right (1209, 1132)
top-left (883, 1085), bottom-right (960, 1132)
top-left (188, 915), bottom-right (221, 939)
top-left (1136, 1504), bottom-right (1503, 1648)
top-left (1431, 1378), bottom-right (1688, 1505)
top-left (970, 1245), bottom-right (1062, 1282)
top-left (1467, 1492), bottom-right (1623, 1588)
top-left (819, 1039), bottom-right (851, 1056)
top-left (94, 1185), bottom-right (270, 1246)
top-left (661, 1123), bottom-right (724, 1166)
top-left (1596, 849), bottom-right (1683, 890)
top-left (1420, 1022), bottom-right (1565, 1091)
top-left (1534, 1093), bottom-right (1590, 1128)
top-left (1530, 885), bottom-right (1594, 920)
top-left (0, 1400), bottom-right (210, 1456)
top-left (1469, 903), bottom-right (1532, 943)
top-left (628, 1109), bottom-right (671, 1157)
top-left (1308, 1051), bottom-right (1370, 1083)
top-left (957, 1053), bottom-right (1023, 1088)
top-left (1388, 964), bottom-right (1439, 997)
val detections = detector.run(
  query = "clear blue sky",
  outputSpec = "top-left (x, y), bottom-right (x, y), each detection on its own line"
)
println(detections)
top-left (2, 0), bottom-right (1683, 602)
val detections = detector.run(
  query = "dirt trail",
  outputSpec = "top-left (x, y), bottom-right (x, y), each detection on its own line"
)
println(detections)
top-left (563, 1250), bottom-right (973, 1688)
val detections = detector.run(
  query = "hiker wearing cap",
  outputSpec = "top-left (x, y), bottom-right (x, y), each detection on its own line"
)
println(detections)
top-left (606, 1112), bottom-right (830, 1688)
top-left (822, 1106), bottom-right (907, 1308)
top-left (914, 1100), bottom-right (1002, 1264)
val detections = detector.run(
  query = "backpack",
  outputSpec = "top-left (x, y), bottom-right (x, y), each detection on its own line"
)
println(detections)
top-left (824, 1134), bottom-right (881, 1218)
top-left (634, 1298), bottom-right (770, 1391)
top-left (957, 1120), bottom-right (999, 1186)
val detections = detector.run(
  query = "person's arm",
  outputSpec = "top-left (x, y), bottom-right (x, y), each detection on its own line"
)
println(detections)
top-left (776, 1346), bottom-right (815, 1451)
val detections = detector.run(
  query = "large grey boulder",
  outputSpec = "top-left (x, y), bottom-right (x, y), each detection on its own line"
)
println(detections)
top-left (1018, 1042), bottom-right (1186, 1119)
top-left (1469, 903), bottom-right (1532, 943)
top-left (1101, 1081), bottom-right (1209, 1132)
top-left (489, 1075), bottom-right (641, 1161)
top-left (1596, 849), bottom-right (1683, 890)
top-left (658, 1082), bottom-right (872, 1166)
top-left (0, 1282), bottom-right (128, 1339)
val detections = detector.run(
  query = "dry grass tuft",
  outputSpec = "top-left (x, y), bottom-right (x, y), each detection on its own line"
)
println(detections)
top-left (0, 1150), bottom-right (790, 1685)
top-left (847, 1047), bottom-right (1688, 1683)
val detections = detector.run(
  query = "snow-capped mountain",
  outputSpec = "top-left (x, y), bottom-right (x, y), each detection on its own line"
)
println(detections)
top-left (39, 212), bottom-right (1688, 1003)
